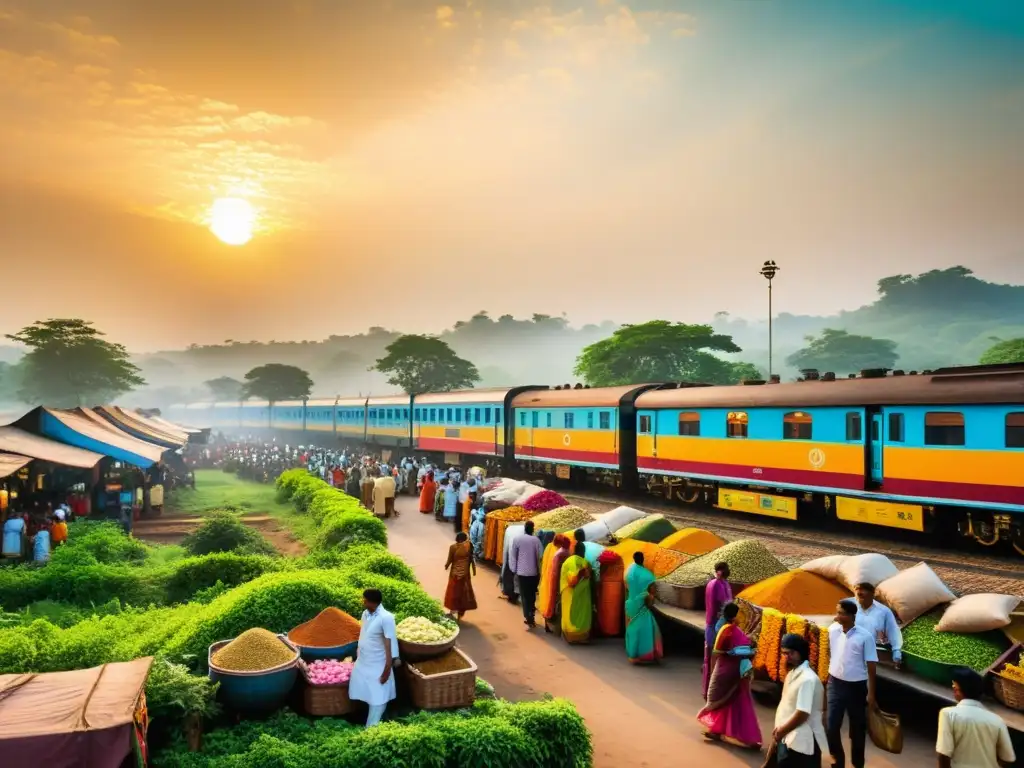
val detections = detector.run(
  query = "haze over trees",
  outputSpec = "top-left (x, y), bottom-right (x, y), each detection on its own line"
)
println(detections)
top-left (204, 376), bottom-right (244, 401)
top-left (786, 329), bottom-right (899, 375)
top-left (979, 338), bottom-right (1024, 365)
top-left (374, 335), bottom-right (480, 394)
top-left (242, 364), bottom-right (313, 403)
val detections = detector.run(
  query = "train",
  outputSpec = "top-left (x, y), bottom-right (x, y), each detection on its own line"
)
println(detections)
top-left (165, 363), bottom-right (1024, 554)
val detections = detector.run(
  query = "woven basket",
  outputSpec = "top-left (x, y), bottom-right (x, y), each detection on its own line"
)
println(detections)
top-left (987, 643), bottom-right (1024, 712)
top-left (403, 648), bottom-right (477, 710)
top-left (654, 581), bottom-right (703, 610)
top-left (398, 626), bottom-right (460, 661)
top-left (298, 661), bottom-right (355, 716)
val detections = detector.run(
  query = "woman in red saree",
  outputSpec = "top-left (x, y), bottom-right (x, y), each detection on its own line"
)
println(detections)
top-left (419, 471), bottom-right (437, 514)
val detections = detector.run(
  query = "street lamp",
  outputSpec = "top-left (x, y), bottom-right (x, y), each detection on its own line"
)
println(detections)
top-left (760, 260), bottom-right (780, 380)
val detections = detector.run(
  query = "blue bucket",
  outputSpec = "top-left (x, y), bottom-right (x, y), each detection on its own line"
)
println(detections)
top-left (291, 639), bottom-right (358, 662)
top-left (208, 634), bottom-right (300, 712)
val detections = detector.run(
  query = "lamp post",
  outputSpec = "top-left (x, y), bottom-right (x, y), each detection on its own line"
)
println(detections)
top-left (760, 260), bottom-right (780, 380)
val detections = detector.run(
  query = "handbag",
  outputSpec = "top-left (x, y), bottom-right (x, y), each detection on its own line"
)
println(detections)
top-left (868, 705), bottom-right (903, 754)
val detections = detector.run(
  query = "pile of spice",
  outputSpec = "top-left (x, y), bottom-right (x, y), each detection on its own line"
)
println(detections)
top-left (487, 506), bottom-right (536, 522)
top-left (529, 506), bottom-right (594, 532)
top-left (288, 607), bottom-right (361, 648)
top-left (409, 649), bottom-right (471, 676)
top-left (211, 628), bottom-right (296, 672)
top-left (660, 528), bottom-right (727, 556)
top-left (903, 609), bottom-right (1010, 672)
top-left (609, 540), bottom-right (690, 578)
top-left (662, 540), bottom-right (787, 587)
top-left (738, 570), bottom-right (851, 616)
top-left (522, 490), bottom-right (569, 512)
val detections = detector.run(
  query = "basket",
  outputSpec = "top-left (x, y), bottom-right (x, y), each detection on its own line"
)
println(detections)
top-left (902, 650), bottom-right (960, 686)
top-left (987, 643), bottom-right (1024, 712)
top-left (208, 634), bottom-right (299, 712)
top-left (402, 648), bottom-right (477, 710)
top-left (654, 580), bottom-right (703, 610)
top-left (298, 661), bottom-right (356, 716)
top-left (398, 625), bottom-right (460, 661)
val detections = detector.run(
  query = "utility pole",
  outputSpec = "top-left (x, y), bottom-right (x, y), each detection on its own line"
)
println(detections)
top-left (760, 260), bottom-right (780, 379)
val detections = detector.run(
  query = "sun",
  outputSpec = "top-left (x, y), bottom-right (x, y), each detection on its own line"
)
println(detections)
top-left (209, 197), bottom-right (256, 246)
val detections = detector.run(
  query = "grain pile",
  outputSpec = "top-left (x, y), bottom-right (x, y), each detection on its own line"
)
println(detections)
top-left (738, 571), bottom-right (851, 615)
top-left (212, 628), bottom-right (296, 672)
top-left (660, 528), bottom-right (727, 556)
top-left (409, 650), bottom-right (471, 676)
top-left (609, 540), bottom-right (689, 579)
top-left (289, 607), bottom-right (361, 648)
top-left (488, 505), bottom-right (536, 522)
top-left (662, 540), bottom-right (787, 587)
top-left (529, 506), bottom-right (594, 532)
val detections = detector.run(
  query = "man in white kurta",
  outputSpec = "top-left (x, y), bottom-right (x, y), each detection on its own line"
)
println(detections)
top-left (348, 589), bottom-right (399, 726)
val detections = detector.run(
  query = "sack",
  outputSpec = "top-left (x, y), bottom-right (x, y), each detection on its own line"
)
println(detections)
top-left (512, 483), bottom-right (547, 506)
top-left (875, 562), bottom-right (955, 624)
top-left (836, 553), bottom-right (899, 591)
top-left (596, 505), bottom-right (647, 533)
top-left (868, 705), bottom-right (903, 754)
top-left (578, 519), bottom-right (612, 542)
top-left (800, 554), bottom-right (848, 581)
top-left (934, 593), bottom-right (1022, 634)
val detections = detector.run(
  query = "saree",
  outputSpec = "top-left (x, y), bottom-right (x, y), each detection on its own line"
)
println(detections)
top-left (624, 564), bottom-right (663, 664)
top-left (560, 555), bottom-right (593, 644)
top-left (419, 476), bottom-right (437, 514)
top-left (444, 541), bottom-right (477, 614)
top-left (703, 577), bottom-right (733, 698)
top-left (696, 623), bottom-right (762, 748)
top-left (537, 536), bottom-right (571, 621)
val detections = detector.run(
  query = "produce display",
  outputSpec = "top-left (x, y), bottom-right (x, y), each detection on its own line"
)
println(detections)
top-left (609, 540), bottom-right (689, 579)
top-left (306, 659), bottom-right (354, 685)
top-left (624, 516), bottom-right (677, 544)
top-left (409, 649), bottom-right (472, 676)
top-left (753, 608), bottom-right (785, 682)
top-left (397, 616), bottom-right (458, 644)
top-left (488, 505), bottom-right (536, 522)
top-left (529, 506), bottom-right (594, 532)
top-left (288, 607), bottom-right (361, 647)
top-left (662, 540), bottom-right (787, 587)
top-left (1001, 649), bottom-right (1024, 682)
top-left (659, 528), bottom-right (727, 556)
top-left (211, 628), bottom-right (296, 672)
top-left (752, 610), bottom-right (831, 684)
top-left (522, 490), bottom-right (569, 512)
top-left (738, 570), bottom-right (851, 616)
top-left (612, 514), bottom-right (658, 540)
top-left (903, 610), bottom-right (1010, 672)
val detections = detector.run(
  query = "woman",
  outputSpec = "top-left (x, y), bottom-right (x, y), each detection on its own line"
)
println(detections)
top-left (560, 541), bottom-right (593, 644)
top-left (442, 478), bottom-right (459, 528)
top-left (469, 508), bottom-right (486, 559)
top-left (419, 471), bottom-right (437, 514)
top-left (360, 466), bottom-right (375, 509)
top-left (2, 513), bottom-right (26, 561)
top-left (696, 602), bottom-right (762, 750)
top-left (703, 561), bottom-right (733, 698)
top-left (50, 510), bottom-right (68, 547)
top-left (624, 551), bottom-right (663, 664)
top-left (538, 534), bottom-right (571, 633)
top-left (346, 466), bottom-right (362, 499)
top-left (443, 531), bottom-right (477, 620)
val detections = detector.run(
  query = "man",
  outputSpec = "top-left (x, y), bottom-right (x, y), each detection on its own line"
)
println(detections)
top-left (509, 520), bottom-right (544, 629)
top-left (774, 633), bottom-right (828, 767)
top-left (348, 588), bottom-right (399, 727)
top-left (854, 581), bottom-right (903, 669)
top-left (827, 598), bottom-right (878, 768)
top-left (703, 561), bottom-right (733, 699)
top-left (936, 667), bottom-right (1016, 768)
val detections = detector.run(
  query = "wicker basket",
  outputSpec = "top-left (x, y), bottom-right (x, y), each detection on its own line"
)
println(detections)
top-left (398, 626), bottom-right (460, 661)
top-left (402, 648), bottom-right (478, 710)
top-left (298, 661), bottom-right (356, 716)
top-left (987, 643), bottom-right (1024, 712)
top-left (653, 581), bottom-right (703, 610)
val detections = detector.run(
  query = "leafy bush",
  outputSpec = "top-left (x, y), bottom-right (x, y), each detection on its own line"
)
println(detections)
top-left (55, 520), bottom-right (151, 565)
top-left (275, 469), bottom-right (309, 500)
top-left (146, 656), bottom-right (221, 735)
top-left (317, 509), bottom-right (387, 551)
top-left (163, 553), bottom-right (280, 604)
top-left (181, 511), bottom-right (277, 557)
top-left (336, 543), bottom-right (418, 584)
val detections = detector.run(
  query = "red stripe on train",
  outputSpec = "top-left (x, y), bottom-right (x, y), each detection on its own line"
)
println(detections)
top-left (415, 437), bottom-right (499, 456)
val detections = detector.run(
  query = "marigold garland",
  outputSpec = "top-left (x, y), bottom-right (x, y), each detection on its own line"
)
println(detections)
top-left (817, 625), bottom-right (831, 683)
top-left (755, 608), bottom-right (785, 682)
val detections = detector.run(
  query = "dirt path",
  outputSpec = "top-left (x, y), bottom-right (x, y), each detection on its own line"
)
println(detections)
top-left (132, 513), bottom-right (307, 556)
top-left (386, 495), bottom-right (935, 768)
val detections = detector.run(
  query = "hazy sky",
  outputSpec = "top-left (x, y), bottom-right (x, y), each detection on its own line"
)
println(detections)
top-left (1, 0), bottom-right (1022, 352)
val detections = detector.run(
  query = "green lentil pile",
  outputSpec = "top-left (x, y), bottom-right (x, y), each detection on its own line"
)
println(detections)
top-left (902, 609), bottom-right (1010, 672)
top-left (613, 514), bottom-right (662, 540)
top-left (529, 506), bottom-right (594, 532)
top-left (662, 540), bottom-right (787, 587)
top-left (211, 627), bottom-right (296, 672)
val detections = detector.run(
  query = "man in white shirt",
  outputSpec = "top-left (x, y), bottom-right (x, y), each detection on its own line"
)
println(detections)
top-left (774, 633), bottom-right (828, 767)
top-left (936, 667), bottom-right (1016, 768)
top-left (348, 588), bottom-right (399, 727)
top-left (827, 599), bottom-right (878, 768)
top-left (854, 581), bottom-right (903, 669)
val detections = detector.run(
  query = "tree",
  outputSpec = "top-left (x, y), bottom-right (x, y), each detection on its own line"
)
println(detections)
top-left (730, 362), bottom-right (764, 383)
top-left (242, 364), bottom-right (313, 402)
top-left (204, 376), bottom-right (244, 401)
top-left (374, 335), bottom-right (480, 394)
top-left (979, 338), bottom-right (1024, 365)
top-left (5, 319), bottom-right (144, 406)
top-left (786, 329), bottom-right (898, 374)
top-left (573, 321), bottom-right (742, 386)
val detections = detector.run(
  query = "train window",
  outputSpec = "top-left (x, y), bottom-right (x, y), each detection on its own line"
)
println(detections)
top-left (429, 408), bottom-right (436, 422)
top-left (600, 411), bottom-right (610, 430)
top-left (446, 408), bottom-right (453, 422)
top-left (565, 413), bottom-right (575, 429)
top-left (520, 412), bottom-right (526, 427)
top-left (678, 412), bottom-right (701, 436)
top-left (639, 415), bottom-right (652, 434)
top-left (1005, 413), bottom-right (1024, 448)
top-left (924, 412), bottom-right (965, 446)
top-left (845, 412), bottom-right (862, 441)
top-left (455, 409), bottom-right (462, 423)
top-left (783, 412), bottom-right (812, 440)
top-left (483, 408), bottom-right (491, 424)
top-left (496, 409), bottom-right (501, 423)
top-left (727, 411), bottom-right (748, 439)
top-left (587, 411), bottom-right (594, 429)
top-left (532, 412), bottom-right (539, 428)
top-left (546, 413), bottom-right (552, 428)
top-left (474, 408), bottom-right (481, 423)
top-left (888, 413), bottom-right (904, 442)
top-left (404, 409), bottom-right (409, 420)
top-left (464, 408), bottom-right (471, 423)
top-left (415, 409), bottom-right (421, 421)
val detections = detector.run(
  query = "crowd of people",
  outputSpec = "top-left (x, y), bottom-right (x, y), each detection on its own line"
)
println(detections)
top-left (1, 499), bottom-right (74, 563)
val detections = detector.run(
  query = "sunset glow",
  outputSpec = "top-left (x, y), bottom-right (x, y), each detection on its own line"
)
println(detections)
top-left (209, 198), bottom-right (256, 246)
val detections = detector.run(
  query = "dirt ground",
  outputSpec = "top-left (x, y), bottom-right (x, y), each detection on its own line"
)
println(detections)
top-left (386, 495), bottom-right (937, 768)
top-left (132, 513), bottom-right (307, 556)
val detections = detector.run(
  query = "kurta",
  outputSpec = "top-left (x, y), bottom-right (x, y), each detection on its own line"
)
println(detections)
top-left (349, 607), bottom-right (399, 706)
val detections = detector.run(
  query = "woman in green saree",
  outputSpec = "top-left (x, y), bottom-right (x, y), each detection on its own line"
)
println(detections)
top-left (624, 551), bottom-right (663, 664)
top-left (559, 541), bottom-right (593, 644)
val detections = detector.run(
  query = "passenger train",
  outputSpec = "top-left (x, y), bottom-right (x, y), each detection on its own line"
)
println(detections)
top-left (166, 364), bottom-right (1024, 554)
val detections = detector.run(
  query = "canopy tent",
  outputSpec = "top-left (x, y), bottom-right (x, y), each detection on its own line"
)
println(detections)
top-left (14, 408), bottom-right (165, 469)
top-left (126, 410), bottom-right (190, 442)
top-left (0, 657), bottom-right (152, 768)
top-left (94, 406), bottom-right (186, 449)
top-left (0, 452), bottom-right (32, 478)
top-left (141, 412), bottom-right (211, 444)
top-left (0, 426), bottom-right (104, 469)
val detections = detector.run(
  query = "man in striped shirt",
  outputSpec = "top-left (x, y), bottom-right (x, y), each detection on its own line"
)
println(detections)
top-left (509, 521), bottom-right (544, 629)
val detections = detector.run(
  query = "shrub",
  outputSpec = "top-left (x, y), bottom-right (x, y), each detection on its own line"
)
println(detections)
top-left (164, 553), bottom-right (280, 604)
top-left (317, 509), bottom-right (387, 551)
top-left (337, 543), bottom-right (418, 584)
top-left (275, 469), bottom-right (310, 500)
top-left (181, 511), bottom-right (277, 557)
top-left (146, 656), bottom-right (221, 741)
top-left (291, 476), bottom-right (327, 513)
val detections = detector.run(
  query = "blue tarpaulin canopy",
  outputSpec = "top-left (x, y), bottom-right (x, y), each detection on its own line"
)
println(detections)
top-left (15, 407), bottom-right (166, 469)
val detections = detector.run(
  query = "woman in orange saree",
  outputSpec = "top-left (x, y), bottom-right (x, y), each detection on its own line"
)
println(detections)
top-left (419, 471), bottom-right (437, 514)
top-left (443, 532), bottom-right (477, 620)
top-left (538, 534), bottom-right (571, 634)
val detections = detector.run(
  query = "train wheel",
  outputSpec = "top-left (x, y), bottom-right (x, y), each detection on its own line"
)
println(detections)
top-left (966, 511), bottom-right (1001, 547)
top-left (679, 481), bottom-right (701, 504)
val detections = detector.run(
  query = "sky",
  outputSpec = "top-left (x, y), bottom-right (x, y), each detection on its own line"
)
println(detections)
top-left (1, 0), bottom-right (1022, 352)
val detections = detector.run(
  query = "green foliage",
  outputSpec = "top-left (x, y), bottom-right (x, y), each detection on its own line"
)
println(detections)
top-left (163, 553), bottom-right (281, 604)
top-left (785, 328), bottom-right (898, 374)
top-left (181, 511), bottom-right (278, 557)
top-left (979, 338), bottom-right (1024, 365)
top-left (573, 320), bottom-right (742, 386)
top-left (242, 363), bottom-right (313, 402)
top-left (729, 361), bottom-right (764, 383)
top-left (204, 376), bottom-right (244, 400)
top-left (146, 656), bottom-right (221, 726)
top-left (374, 334), bottom-right (480, 394)
top-left (5, 318), bottom-right (144, 406)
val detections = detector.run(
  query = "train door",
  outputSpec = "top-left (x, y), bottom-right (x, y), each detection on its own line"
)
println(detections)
top-left (869, 412), bottom-right (884, 485)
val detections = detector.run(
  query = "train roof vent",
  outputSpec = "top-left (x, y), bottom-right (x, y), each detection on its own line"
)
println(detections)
top-left (860, 368), bottom-right (888, 379)
top-left (893, 370), bottom-right (905, 376)
top-left (741, 379), bottom-right (766, 385)
top-left (822, 371), bottom-right (836, 381)
top-left (678, 382), bottom-right (714, 388)
top-left (574, 383), bottom-right (583, 389)
top-left (800, 369), bottom-right (820, 381)
top-left (923, 370), bottom-right (933, 375)
top-left (909, 371), bottom-right (918, 375)
top-left (769, 374), bottom-right (781, 384)
top-left (848, 373), bottom-right (857, 378)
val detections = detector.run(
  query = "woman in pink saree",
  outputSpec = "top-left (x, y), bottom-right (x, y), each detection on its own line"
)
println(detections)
top-left (696, 602), bottom-right (762, 750)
